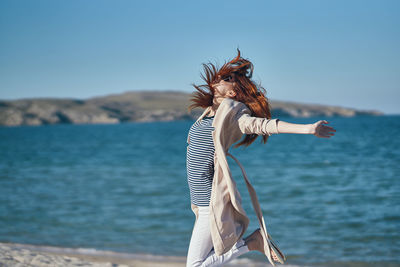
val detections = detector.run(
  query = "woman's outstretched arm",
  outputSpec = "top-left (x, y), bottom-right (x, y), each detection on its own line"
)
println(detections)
top-left (277, 120), bottom-right (336, 138)
top-left (236, 104), bottom-right (336, 138)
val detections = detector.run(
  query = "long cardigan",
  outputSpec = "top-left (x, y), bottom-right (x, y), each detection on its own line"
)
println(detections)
top-left (187, 97), bottom-right (286, 266)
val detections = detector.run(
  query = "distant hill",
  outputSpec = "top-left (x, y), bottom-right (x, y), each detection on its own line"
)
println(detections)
top-left (0, 90), bottom-right (383, 126)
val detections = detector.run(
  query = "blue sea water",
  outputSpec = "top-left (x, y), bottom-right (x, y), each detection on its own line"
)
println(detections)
top-left (0, 115), bottom-right (399, 266)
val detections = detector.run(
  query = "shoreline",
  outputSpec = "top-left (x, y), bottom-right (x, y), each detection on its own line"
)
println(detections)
top-left (0, 242), bottom-right (186, 267)
top-left (1, 241), bottom-right (397, 267)
top-left (0, 242), bottom-right (267, 267)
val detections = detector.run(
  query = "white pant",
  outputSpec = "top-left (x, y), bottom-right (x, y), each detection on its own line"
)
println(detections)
top-left (186, 206), bottom-right (250, 267)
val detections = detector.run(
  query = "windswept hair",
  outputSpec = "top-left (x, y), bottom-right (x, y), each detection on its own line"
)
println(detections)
top-left (188, 49), bottom-right (273, 148)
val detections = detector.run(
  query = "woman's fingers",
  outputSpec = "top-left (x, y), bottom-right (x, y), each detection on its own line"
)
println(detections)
top-left (319, 132), bottom-right (332, 138)
top-left (315, 123), bottom-right (336, 138)
top-left (322, 126), bottom-right (335, 132)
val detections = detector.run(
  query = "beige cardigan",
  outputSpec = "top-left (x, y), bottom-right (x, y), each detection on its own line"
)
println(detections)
top-left (187, 97), bottom-right (285, 266)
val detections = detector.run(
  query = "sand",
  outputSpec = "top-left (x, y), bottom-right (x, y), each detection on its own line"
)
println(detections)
top-left (0, 242), bottom-right (186, 267)
top-left (0, 242), bottom-right (265, 267)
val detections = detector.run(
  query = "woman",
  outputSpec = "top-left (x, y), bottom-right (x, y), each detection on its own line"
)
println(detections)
top-left (186, 50), bottom-right (336, 267)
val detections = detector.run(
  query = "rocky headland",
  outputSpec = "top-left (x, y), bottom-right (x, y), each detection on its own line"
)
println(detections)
top-left (0, 90), bottom-right (383, 126)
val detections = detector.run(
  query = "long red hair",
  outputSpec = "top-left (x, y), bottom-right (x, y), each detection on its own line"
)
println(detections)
top-left (188, 49), bottom-right (273, 148)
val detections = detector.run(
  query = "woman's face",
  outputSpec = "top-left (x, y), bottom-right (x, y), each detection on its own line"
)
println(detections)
top-left (212, 75), bottom-right (236, 100)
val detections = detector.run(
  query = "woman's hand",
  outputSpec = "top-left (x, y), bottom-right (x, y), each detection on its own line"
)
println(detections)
top-left (309, 120), bottom-right (336, 138)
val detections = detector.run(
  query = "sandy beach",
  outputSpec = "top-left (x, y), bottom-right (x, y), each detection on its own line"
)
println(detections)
top-left (0, 242), bottom-right (186, 267)
top-left (0, 242), bottom-right (268, 267)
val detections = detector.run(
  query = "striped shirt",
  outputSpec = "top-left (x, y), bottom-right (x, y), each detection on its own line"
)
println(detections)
top-left (186, 115), bottom-right (215, 206)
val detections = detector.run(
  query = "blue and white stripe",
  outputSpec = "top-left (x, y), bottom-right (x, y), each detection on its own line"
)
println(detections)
top-left (186, 116), bottom-right (215, 207)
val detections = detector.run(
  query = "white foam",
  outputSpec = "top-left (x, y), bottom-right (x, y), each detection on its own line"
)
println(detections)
top-left (1, 242), bottom-right (308, 266)
top-left (1, 242), bottom-right (186, 262)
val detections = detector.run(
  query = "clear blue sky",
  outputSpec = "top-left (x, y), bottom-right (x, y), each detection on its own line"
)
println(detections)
top-left (0, 0), bottom-right (399, 114)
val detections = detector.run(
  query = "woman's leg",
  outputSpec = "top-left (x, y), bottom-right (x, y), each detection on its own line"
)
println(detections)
top-left (200, 238), bottom-right (249, 267)
top-left (186, 206), bottom-right (250, 267)
top-left (186, 206), bottom-right (214, 267)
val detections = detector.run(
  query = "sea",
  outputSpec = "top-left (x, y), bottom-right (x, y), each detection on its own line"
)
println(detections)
top-left (0, 115), bottom-right (399, 267)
